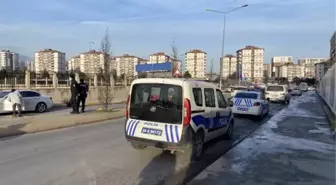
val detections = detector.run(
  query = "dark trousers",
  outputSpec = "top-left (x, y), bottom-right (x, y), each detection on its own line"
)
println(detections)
top-left (12, 103), bottom-right (22, 116)
top-left (71, 97), bottom-right (79, 113)
top-left (77, 96), bottom-right (86, 112)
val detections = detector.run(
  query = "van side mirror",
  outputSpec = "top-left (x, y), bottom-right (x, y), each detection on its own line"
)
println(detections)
top-left (229, 101), bottom-right (233, 107)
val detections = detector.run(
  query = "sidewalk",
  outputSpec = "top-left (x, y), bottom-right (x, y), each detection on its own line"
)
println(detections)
top-left (189, 91), bottom-right (335, 185)
top-left (0, 108), bottom-right (126, 138)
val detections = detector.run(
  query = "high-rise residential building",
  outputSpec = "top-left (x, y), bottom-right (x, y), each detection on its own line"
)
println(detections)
top-left (298, 58), bottom-right (327, 78)
top-left (271, 56), bottom-right (293, 77)
top-left (27, 61), bottom-right (35, 71)
top-left (79, 50), bottom-right (106, 74)
top-left (0, 50), bottom-right (19, 71)
top-left (314, 62), bottom-right (327, 81)
top-left (236, 46), bottom-right (264, 82)
top-left (278, 64), bottom-right (305, 81)
top-left (185, 49), bottom-right (207, 78)
top-left (221, 55), bottom-right (237, 79)
top-left (148, 52), bottom-right (172, 64)
top-left (19, 61), bottom-right (26, 71)
top-left (34, 49), bottom-right (66, 73)
top-left (68, 55), bottom-right (80, 71)
top-left (330, 31), bottom-right (336, 65)
top-left (263, 64), bottom-right (272, 78)
top-left (113, 54), bottom-right (140, 77)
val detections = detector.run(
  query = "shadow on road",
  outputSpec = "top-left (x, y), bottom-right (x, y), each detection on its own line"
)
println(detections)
top-left (0, 122), bottom-right (27, 141)
top-left (138, 151), bottom-right (177, 185)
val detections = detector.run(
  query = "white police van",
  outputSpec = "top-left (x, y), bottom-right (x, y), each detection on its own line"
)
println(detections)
top-left (230, 91), bottom-right (269, 119)
top-left (125, 78), bottom-right (234, 160)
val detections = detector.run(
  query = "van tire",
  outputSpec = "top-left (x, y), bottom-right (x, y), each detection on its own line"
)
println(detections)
top-left (223, 121), bottom-right (234, 140)
top-left (130, 143), bottom-right (147, 150)
top-left (186, 131), bottom-right (204, 161)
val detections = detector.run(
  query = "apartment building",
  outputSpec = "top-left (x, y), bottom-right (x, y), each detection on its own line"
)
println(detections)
top-left (221, 55), bottom-right (237, 79)
top-left (79, 50), bottom-right (105, 74)
top-left (26, 61), bottom-right (35, 71)
top-left (263, 64), bottom-right (272, 78)
top-left (148, 52), bottom-right (172, 64)
top-left (0, 50), bottom-right (19, 71)
top-left (330, 31), bottom-right (336, 65)
top-left (68, 55), bottom-right (80, 71)
top-left (236, 46), bottom-right (264, 82)
top-left (34, 49), bottom-right (66, 73)
top-left (113, 54), bottom-right (140, 77)
top-left (271, 56), bottom-right (293, 77)
top-left (314, 62), bottom-right (327, 81)
top-left (185, 49), bottom-right (207, 78)
top-left (278, 64), bottom-right (304, 81)
top-left (298, 58), bottom-right (327, 78)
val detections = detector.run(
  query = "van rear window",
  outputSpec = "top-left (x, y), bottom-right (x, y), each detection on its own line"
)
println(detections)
top-left (130, 83), bottom-right (182, 124)
top-left (267, 86), bottom-right (284, 91)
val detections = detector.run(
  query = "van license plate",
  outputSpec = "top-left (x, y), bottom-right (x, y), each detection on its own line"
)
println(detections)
top-left (141, 127), bottom-right (162, 136)
top-left (237, 107), bottom-right (249, 111)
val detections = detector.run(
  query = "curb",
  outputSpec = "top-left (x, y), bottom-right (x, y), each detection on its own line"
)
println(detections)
top-left (0, 113), bottom-right (125, 139)
top-left (316, 91), bottom-right (336, 132)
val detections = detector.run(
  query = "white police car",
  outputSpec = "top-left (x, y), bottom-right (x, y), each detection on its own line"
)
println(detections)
top-left (230, 91), bottom-right (269, 119)
top-left (125, 78), bottom-right (234, 160)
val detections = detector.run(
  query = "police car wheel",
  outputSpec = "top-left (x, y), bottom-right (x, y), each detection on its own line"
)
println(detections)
top-left (223, 122), bottom-right (234, 140)
top-left (187, 132), bottom-right (204, 161)
top-left (130, 143), bottom-right (147, 150)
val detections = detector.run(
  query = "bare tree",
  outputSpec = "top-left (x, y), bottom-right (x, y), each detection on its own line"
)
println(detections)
top-left (98, 27), bottom-right (114, 110)
top-left (171, 38), bottom-right (179, 76)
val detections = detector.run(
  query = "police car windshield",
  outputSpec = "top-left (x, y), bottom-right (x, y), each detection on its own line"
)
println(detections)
top-left (0, 91), bottom-right (10, 98)
top-left (130, 83), bottom-right (183, 124)
top-left (235, 92), bottom-right (258, 99)
top-left (267, 86), bottom-right (284, 91)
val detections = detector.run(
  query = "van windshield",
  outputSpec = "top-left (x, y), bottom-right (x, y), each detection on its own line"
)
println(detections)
top-left (130, 83), bottom-right (183, 124)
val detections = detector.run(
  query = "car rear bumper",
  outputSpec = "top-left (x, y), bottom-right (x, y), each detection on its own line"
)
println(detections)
top-left (232, 107), bottom-right (261, 115)
top-left (125, 122), bottom-right (193, 151)
top-left (266, 95), bottom-right (286, 101)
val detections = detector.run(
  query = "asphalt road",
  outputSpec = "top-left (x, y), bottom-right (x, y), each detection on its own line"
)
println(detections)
top-left (0, 103), bottom-right (286, 185)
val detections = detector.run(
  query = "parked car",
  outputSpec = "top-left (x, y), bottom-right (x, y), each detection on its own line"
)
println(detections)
top-left (0, 90), bottom-right (53, 113)
top-left (291, 87), bottom-right (302, 96)
top-left (308, 86), bottom-right (315, 91)
top-left (230, 86), bottom-right (248, 97)
top-left (299, 82), bottom-right (308, 92)
top-left (265, 85), bottom-right (291, 104)
top-left (125, 78), bottom-right (234, 161)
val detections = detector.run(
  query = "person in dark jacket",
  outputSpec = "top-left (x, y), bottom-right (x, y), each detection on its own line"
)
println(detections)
top-left (69, 74), bottom-right (80, 114)
top-left (77, 78), bottom-right (89, 112)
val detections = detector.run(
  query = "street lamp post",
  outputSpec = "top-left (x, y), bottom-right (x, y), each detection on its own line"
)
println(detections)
top-left (206, 4), bottom-right (248, 89)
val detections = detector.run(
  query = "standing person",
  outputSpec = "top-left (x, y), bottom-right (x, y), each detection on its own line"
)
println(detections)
top-left (69, 74), bottom-right (80, 114)
top-left (7, 89), bottom-right (23, 117)
top-left (77, 78), bottom-right (89, 112)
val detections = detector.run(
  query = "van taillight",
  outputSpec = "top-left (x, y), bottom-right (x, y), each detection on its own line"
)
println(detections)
top-left (183, 98), bottom-right (191, 126)
top-left (126, 95), bottom-right (130, 118)
top-left (253, 102), bottom-right (261, 106)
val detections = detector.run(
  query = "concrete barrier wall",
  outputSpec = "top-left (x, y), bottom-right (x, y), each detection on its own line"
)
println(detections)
top-left (0, 86), bottom-right (130, 104)
top-left (318, 63), bottom-right (336, 113)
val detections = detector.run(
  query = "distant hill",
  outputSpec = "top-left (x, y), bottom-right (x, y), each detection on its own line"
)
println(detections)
top-left (19, 55), bottom-right (32, 61)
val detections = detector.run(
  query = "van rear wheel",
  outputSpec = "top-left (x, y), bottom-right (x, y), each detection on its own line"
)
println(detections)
top-left (186, 131), bottom-right (204, 161)
top-left (130, 143), bottom-right (147, 150)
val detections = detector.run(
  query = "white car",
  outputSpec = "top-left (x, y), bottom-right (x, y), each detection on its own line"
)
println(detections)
top-left (291, 87), bottom-right (302, 96)
top-left (125, 78), bottom-right (234, 160)
top-left (0, 90), bottom-right (53, 113)
top-left (308, 86), bottom-right (315, 91)
top-left (230, 86), bottom-right (248, 97)
top-left (230, 91), bottom-right (269, 119)
top-left (265, 85), bottom-right (291, 104)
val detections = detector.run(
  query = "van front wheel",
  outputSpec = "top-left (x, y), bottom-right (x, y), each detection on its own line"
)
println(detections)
top-left (130, 143), bottom-right (147, 150)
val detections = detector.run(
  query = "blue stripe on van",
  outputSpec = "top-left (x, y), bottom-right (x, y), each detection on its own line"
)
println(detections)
top-left (126, 120), bottom-right (133, 135)
top-left (170, 125), bottom-right (175, 143)
top-left (131, 121), bottom-right (139, 136)
top-left (175, 125), bottom-right (180, 142)
top-left (165, 124), bottom-right (170, 142)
